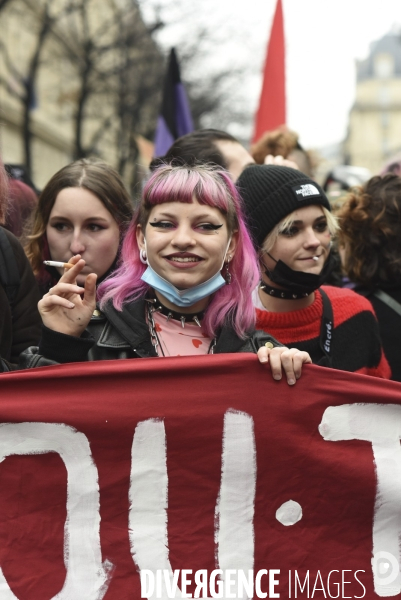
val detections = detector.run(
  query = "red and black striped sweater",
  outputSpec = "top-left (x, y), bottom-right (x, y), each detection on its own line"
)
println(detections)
top-left (255, 285), bottom-right (391, 378)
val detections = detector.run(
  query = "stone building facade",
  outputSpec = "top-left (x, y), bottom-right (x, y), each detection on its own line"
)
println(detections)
top-left (344, 31), bottom-right (401, 174)
top-left (0, 0), bottom-right (161, 189)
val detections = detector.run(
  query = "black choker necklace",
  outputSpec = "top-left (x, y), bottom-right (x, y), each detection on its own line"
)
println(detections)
top-left (260, 283), bottom-right (310, 300)
top-left (145, 297), bottom-right (204, 328)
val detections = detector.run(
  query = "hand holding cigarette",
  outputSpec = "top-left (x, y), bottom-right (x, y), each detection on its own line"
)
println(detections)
top-left (38, 255), bottom-right (97, 337)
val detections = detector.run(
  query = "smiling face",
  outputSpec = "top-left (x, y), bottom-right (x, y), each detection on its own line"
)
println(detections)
top-left (136, 198), bottom-right (238, 306)
top-left (261, 205), bottom-right (331, 279)
top-left (46, 187), bottom-right (120, 285)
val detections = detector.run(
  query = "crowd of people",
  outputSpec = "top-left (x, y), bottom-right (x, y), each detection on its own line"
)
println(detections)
top-left (0, 126), bottom-right (400, 385)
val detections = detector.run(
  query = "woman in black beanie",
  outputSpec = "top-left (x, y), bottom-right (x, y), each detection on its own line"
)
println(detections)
top-left (237, 164), bottom-right (390, 378)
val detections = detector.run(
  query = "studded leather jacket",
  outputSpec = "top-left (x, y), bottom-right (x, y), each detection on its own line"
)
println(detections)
top-left (18, 298), bottom-right (282, 369)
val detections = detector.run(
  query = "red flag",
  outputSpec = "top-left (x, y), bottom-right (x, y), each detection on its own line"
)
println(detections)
top-left (253, 0), bottom-right (286, 143)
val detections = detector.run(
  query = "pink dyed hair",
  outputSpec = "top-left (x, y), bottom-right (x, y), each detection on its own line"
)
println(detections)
top-left (98, 164), bottom-right (259, 338)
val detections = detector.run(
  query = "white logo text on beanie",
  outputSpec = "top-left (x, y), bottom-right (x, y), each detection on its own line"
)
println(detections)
top-left (294, 183), bottom-right (321, 198)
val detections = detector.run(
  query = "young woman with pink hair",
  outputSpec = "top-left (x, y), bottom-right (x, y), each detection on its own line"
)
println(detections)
top-left (20, 164), bottom-right (311, 384)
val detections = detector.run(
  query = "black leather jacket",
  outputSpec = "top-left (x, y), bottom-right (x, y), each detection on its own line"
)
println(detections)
top-left (18, 298), bottom-right (282, 369)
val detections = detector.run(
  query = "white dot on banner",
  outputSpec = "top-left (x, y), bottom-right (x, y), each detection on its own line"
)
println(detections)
top-left (275, 500), bottom-right (303, 526)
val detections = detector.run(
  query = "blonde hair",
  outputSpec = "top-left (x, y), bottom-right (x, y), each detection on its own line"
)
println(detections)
top-left (261, 206), bottom-right (338, 254)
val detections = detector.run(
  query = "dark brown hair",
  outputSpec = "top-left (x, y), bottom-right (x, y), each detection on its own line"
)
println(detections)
top-left (25, 158), bottom-right (133, 277)
top-left (337, 174), bottom-right (401, 287)
top-left (149, 129), bottom-right (239, 171)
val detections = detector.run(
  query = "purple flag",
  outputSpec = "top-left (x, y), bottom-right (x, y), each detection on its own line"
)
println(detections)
top-left (154, 48), bottom-right (193, 157)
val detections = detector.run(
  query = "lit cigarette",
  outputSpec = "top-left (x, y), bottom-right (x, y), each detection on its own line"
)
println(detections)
top-left (312, 256), bottom-right (319, 261)
top-left (43, 260), bottom-right (74, 269)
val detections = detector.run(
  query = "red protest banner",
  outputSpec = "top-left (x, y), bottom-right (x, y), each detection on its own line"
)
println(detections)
top-left (0, 355), bottom-right (400, 599)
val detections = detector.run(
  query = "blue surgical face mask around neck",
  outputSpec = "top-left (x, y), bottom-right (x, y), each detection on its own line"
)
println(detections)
top-left (141, 265), bottom-right (226, 307)
top-left (140, 238), bottom-right (231, 308)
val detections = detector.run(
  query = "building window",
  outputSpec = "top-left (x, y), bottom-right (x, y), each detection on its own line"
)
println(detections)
top-left (374, 53), bottom-right (395, 78)
top-left (381, 111), bottom-right (389, 129)
top-left (378, 86), bottom-right (390, 106)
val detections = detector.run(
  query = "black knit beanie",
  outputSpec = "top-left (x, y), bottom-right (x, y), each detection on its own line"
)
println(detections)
top-left (237, 165), bottom-right (331, 246)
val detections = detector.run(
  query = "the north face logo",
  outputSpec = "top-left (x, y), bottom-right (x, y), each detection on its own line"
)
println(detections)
top-left (294, 184), bottom-right (321, 197)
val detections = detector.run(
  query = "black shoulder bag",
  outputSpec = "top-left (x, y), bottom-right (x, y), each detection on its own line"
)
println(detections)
top-left (0, 227), bottom-right (21, 307)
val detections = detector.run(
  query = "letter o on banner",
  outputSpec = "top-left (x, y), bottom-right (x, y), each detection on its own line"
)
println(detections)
top-left (0, 422), bottom-right (112, 600)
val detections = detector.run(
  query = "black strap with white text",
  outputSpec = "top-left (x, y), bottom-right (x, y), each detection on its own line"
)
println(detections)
top-left (318, 288), bottom-right (333, 368)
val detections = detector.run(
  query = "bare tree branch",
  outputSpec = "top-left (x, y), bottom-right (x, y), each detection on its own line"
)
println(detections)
top-left (0, 0), bottom-right (12, 10)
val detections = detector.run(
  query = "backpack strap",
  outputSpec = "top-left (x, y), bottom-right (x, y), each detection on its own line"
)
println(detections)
top-left (0, 227), bottom-right (21, 306)
top-left (374, 289), bottom-right (401, 318)
top-left (317, 288), bottom-right (334, 368)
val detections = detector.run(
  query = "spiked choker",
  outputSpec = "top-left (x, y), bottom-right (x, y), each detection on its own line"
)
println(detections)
top-left (260, 283), bottom-right (310, 300)
top-left (145, 296), bottom-right (205, 328)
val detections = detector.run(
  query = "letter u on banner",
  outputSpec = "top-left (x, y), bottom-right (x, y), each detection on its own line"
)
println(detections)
top-left (0, 422), bottom-right (112, 600)
top-left (129, 410), bottom-right (256, 600)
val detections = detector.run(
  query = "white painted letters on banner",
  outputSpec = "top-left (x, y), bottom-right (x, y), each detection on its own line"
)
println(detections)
top-left (129, 410), bottom-right (256, 600)
top-left (319, 404), bottom-right (401, 597)
top-left (0, 422), bottom-right (112, 600)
